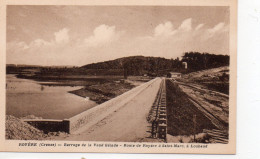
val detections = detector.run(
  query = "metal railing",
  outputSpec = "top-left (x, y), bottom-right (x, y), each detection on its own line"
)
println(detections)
top-left (148, 78), bottom-right (167, 141)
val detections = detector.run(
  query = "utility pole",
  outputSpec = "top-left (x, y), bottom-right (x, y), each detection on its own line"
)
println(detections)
top-left (193, 114), bottom-right (197, 142)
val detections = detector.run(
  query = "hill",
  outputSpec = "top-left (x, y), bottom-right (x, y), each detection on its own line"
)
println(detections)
top-left (81, 56), bottom-right (176, 77)
top-left (81, 53), bottom-right (229, 77)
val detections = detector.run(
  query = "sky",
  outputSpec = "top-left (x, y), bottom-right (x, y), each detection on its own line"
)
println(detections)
top-left (7, 6), bottom-right (230, 66)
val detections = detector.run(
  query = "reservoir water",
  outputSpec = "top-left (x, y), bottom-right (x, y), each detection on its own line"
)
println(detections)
top-left (6, 74), bottom-right (97, 119)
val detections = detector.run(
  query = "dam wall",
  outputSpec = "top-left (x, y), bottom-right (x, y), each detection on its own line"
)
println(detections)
top-left (22, 119), bottom-right (70, 133)
top-left (68, 77), bottom-right (159, 134)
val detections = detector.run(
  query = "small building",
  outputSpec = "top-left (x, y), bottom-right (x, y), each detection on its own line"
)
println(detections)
top-left (167, 72), bottom-right (182, 78)
top-left (182, 62), bottom-right (188, 69)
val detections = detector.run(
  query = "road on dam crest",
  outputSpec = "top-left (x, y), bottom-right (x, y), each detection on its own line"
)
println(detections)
top-left (56, 78), bottom-right (162, 142)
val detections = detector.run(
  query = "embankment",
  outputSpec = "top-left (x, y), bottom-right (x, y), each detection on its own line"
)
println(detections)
top-left (180, 66), bottom-right (229, 94)
top-left (166, 80), bottom-right (217, 136)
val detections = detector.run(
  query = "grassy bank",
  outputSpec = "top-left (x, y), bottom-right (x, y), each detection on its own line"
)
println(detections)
top-left (68, 76), bottom-right (153, 104)
top-left (31, 75), bottom-right (149, 104)
top-left (69, 80), bottom-right (135, 104)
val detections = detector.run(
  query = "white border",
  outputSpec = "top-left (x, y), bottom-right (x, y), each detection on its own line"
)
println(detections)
top-left (0, 0), bottom-right (242, 156)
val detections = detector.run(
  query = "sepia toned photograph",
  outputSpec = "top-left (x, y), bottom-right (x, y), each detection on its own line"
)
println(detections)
top-left (0, 0), bottom-right (237, 154)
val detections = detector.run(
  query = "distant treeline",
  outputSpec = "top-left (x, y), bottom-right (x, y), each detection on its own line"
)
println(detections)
top-left (182, 52), bottom-right (229, 72)
top-left (81, 52), bottom-right (229, 77)
top-left (7, 52), bottom-right (229, 77)
top-left (82, 56), bottom-right (177, 77)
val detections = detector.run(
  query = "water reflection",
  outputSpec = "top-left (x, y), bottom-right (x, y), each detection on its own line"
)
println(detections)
top-left (6, 74), bottom-right (97, 119)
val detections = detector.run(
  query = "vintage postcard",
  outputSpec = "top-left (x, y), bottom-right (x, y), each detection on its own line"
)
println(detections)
top-left (0, 0), bottom-right (237, 154)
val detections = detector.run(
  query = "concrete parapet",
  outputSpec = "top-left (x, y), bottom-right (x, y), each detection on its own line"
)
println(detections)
top-left (23, 119), bottom-right (70, 133)
top-left (62, 119), bottom-right (70, 133)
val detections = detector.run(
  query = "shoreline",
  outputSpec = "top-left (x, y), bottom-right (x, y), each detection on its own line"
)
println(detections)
top-left (10, 73), bottom-right (150, 104)
top-left (69, 80), bottom-right (137, 104)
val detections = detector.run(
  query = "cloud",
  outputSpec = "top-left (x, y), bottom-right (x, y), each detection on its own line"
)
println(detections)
top-left (152, 20), bottom-right (227, 41)
top-left (207, 22), bottom-right (227, 38)
top-left (153, 18), bottom-right (192, 38)
top-left (7, 41), bottom-right (29, 51)
top-left (208, 22), bottom-right (225, 33)
top-left (195, 24), bottom-right (204, 30)
top-left (6, 24), bottom-right (125, 65)
top-left (154, 21), bottom-right (177, 37)
top-left (30, 39), bottom-right (52, 47)
top-left (133, 19), bottom-right (229, 60)
top-left (7, 20), bottom-right (229, 66)
top-left (178, 18), bottom-right (192, 31)
top-left (84, 24), bottom-right (122, 47)
top-left (8, 25), bottom-right (123, 55)
top-left (24, 28), bottom-right (70, 49)
top-left (54, 28), bottom-right (70, 43)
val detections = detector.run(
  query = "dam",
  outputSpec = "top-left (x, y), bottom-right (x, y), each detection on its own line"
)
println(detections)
top-left (23, 78), bottom-right (164, 141)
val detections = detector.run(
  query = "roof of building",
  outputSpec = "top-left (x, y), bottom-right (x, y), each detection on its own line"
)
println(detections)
top-left (169, 72), bottom-right (182, 74)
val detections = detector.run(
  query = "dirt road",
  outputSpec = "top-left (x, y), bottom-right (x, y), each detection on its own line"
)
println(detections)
top-left (56, 78), bottom-right (162, 142)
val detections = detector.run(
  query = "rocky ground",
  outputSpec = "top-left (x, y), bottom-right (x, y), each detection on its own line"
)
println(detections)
top-left (167, 133), bottom-right (210, 143)
top-left (6, 115), bottom-right (46, 140)
top-left (6, 115), bottom-right (68, 140)
top-left (180, 66), bottom-right (229, 94)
